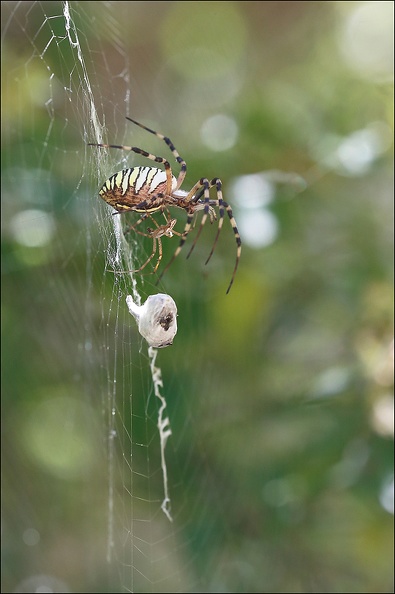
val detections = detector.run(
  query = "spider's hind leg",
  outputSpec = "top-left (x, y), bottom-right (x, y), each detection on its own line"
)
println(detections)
top-left (122, 213), bottom-right (150, 237)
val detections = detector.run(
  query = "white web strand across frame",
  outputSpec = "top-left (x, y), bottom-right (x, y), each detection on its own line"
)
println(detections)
top-left (2, 2), bottom-right (220, 593)
top-left (66, 0), bottom-right (179, 571)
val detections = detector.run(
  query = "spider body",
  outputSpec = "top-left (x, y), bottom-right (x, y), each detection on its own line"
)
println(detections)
top-left (99, 167), bottom-right (178, 213)
top-left (89, 117), bottom-right (241, 293)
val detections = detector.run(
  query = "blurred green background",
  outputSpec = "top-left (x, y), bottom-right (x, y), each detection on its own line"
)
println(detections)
top-left (2, 1), bottom-right (393, 592)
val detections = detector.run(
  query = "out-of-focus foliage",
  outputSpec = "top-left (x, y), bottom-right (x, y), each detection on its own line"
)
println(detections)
top-left (2, 2), bottom-right (393, 593)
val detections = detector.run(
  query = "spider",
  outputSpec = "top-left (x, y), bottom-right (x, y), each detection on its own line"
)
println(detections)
top-left (124, 212), bottom-right (182, 274)
top-left (88, 117), bottom-right (241, 293)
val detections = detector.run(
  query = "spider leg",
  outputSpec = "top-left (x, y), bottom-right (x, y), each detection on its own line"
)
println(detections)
top-left (150, 237), bottom-right (163, 274)
top-left (186, 178), bottom-right (212, 259)
top-left (185, 178), bottom-right (221, 260)
top-left (134, 235), bottom-right (161, 274)
top-left (157, 177), bottom-right (241, 292)
top-left (123, 213), bottom-right (150, 237)
top-left (155, 211), bottom-right (194, 285)
top-left (191, 187), bottom-right (205, 203)
top-left (223, 200), bottom-right (242, 294)
top-left (190, 177), bottom-right (241, 293)
top-left (159, 211), bottom-right (184, 237)
top-left (131, 213), bottom-right (182, 274)
top-left (154, 177), bottom-right (209, 283)
top-left (117, 213), bottom-right (181, 276)
top-left (88, 141), bottom-right (175, 196)
top-left (122, 212), bottom-right (170, 238)
top-left (204, 178), bottom-right (225, 265)
top-left (111, 213), bottom-right (159, 274)
top-left (125, 117), bottom-right (187, 191)
top-left (113, 236), bottom-right (159, 275)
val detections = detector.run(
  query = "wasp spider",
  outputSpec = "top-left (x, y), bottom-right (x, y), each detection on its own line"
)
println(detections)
top-left (88, 117), bottom-right (241, 293)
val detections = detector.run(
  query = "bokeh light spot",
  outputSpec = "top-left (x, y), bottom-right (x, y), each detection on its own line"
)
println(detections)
top-left (22, 396), bottom-right (98, 480)
top-left (238, 209), bottom-right (278, 249)
top-left (14, 574), bottom-right (70, 593)
top-left (371, 395), bottom-right (394, 437)
top-left (379, 474), bottom-right (394, 514)
top-left (10, 209), bottom-right (56, 247)
top-left (338, 1), bottom-right (394, 83)
top-left (312, 121), bottom-right (392, 176)
top-left (230, 173), bottom-right (275, 209)
top-left (22, 528), bottom-right (40, 547)
top-left (200, 114), bottom-right (238, 151)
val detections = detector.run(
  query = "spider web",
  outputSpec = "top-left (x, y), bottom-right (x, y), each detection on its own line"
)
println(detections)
top-left (2, 2), bottom-right (234, 592)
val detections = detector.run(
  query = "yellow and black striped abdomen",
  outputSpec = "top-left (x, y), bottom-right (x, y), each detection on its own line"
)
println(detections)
top-left (99, 167), bottom-right (178, 213)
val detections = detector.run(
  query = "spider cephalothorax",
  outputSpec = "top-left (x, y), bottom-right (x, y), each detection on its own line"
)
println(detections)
top-left (89, 117), bottom-right (241, 293)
